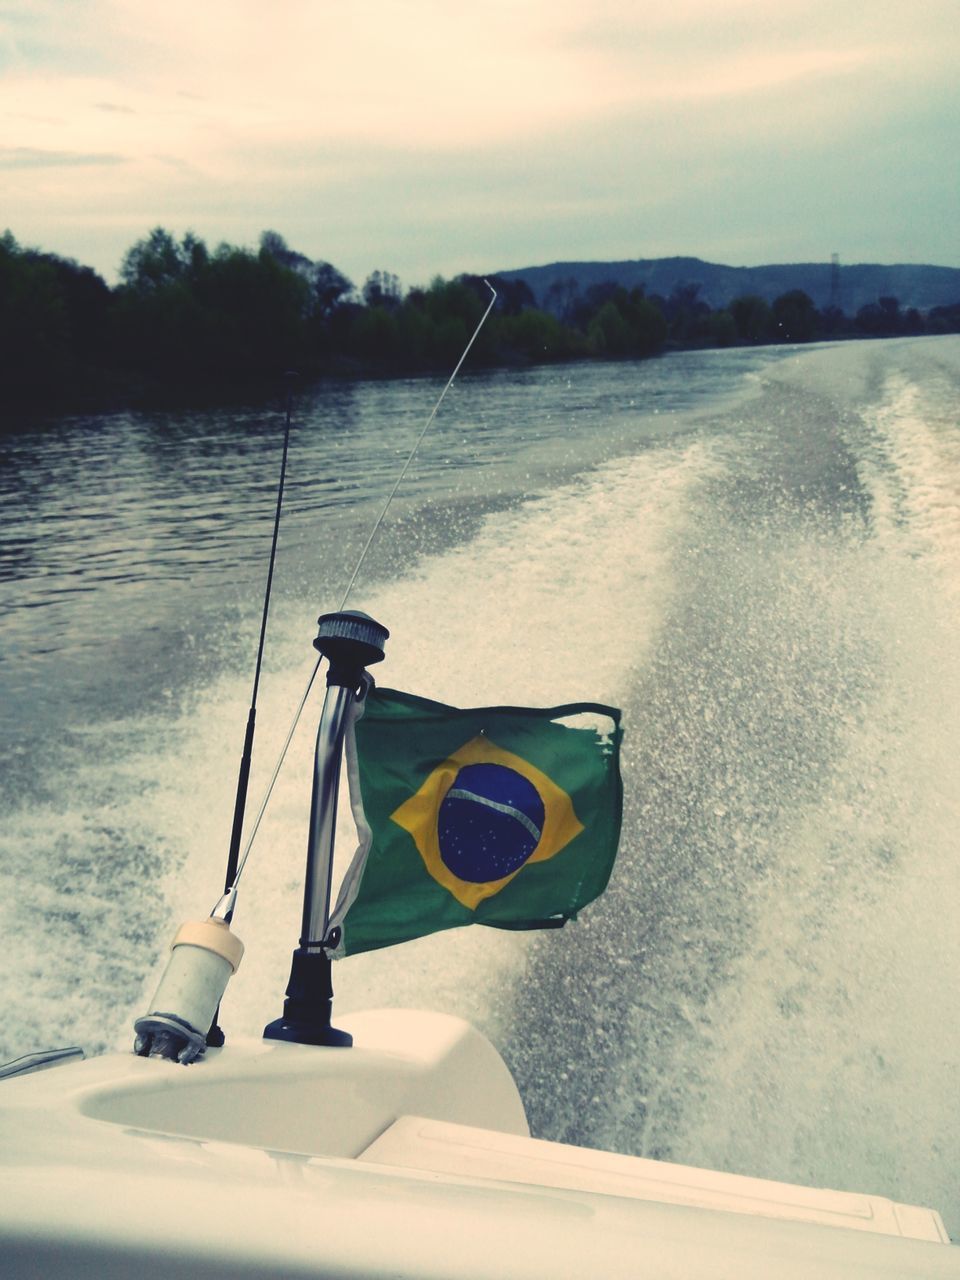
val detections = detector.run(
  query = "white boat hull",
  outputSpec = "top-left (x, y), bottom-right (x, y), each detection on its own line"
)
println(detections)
top-left (2, 1009), bottom-right (955, 1278)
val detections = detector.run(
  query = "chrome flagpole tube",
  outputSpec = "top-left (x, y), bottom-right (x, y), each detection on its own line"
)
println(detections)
top-left (264, 610), bottom-right (388, 1047)
top-left (300, 681), bottom-right (355, 948)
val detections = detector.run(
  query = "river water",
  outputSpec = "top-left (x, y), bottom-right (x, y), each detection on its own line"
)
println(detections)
top-left (2, 337), bottom-right (960, 1234)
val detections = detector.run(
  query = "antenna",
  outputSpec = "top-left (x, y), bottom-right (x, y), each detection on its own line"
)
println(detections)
top-left (206, 375), bottom-right (295, 1049)
top-left (221, 375), bottom-right (296, 901)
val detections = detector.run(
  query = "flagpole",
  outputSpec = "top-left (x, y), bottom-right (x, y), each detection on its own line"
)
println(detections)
top-left (264, 610), bottom-right (388, 1047)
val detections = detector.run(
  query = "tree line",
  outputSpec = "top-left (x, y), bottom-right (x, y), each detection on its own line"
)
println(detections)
top-left (3, 226), bottom-right (959, 412)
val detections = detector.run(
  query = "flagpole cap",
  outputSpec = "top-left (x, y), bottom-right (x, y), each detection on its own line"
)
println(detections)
top-left (314, 611), bottom-right (388, 671)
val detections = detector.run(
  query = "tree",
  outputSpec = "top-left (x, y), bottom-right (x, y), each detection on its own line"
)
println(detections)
top-left (928, 303), bottom-right (960, 334)
top-left (498, 308), bottom-right (581, 362)
top-left (819, 305), bottom-right (850, 336)
top-left (24, 250), bottom-right (113, 362)
top-left (544, 276), bottom-right (581, 324)
top-left (730, 294), bottom-right (774, 343)
top-left (583, 287), bottom-right (666, 357)
top-left (854, 295), bottom-right (922, 337)
top-left (704, 309), bottom-right (737, 347)
top-left (0, 233), bottom-right (71, 397)
top-left (181, 232), bottom-right (209, 280)
top-left (195, 245), bottom-right (310, 376)
top-left (567, 280), bottom-right (624, 332)
top-left (471, 274), bottom-right (535, 317)
top-left (619, 289), bottom-right (667, 354)
top-left (311, 261), bottom-right (353, 319)
top-left (259, 231), bottom-right (353, 321)
top-left (362, 270), bottom-right (403, 310)
top-left (588, 300), bottom-right (633, 356)
top-left (663, 281), bottom-right (710, 342)
top-left (119, 228), bottom-right (194, 293)
top-left (772, 289), bottom-right (818, 343)
top-left (111, 230), bottom-right (314, 383)
top-left (259, 230), bottom-right (302, 268)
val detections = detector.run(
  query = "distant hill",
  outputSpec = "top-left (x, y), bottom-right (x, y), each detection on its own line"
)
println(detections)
top-left (493, 257), bottom-right (960, 315)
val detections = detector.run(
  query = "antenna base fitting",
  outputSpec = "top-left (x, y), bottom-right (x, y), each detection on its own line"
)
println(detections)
top-left (315, 611), bottom-right (389, 687)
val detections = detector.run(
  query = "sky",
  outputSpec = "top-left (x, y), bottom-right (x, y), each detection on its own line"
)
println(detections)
top-left (2, 0), bottom-right (958, 290)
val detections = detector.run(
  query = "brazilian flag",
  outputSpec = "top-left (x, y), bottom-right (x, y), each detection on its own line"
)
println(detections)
top-left (328, 687), bottom-right (623, 957)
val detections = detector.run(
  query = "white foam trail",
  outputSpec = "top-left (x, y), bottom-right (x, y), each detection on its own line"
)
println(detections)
top-left (664, 543), bottom-right (960, 1231)
top-left (150, 439), bottom-right (717, 1044)
top-left (627, 338), bottom-right (960, 1237)
top-left (864, 372), bottom-right (960, 585)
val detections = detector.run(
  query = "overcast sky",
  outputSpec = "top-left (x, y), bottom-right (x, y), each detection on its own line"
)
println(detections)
top-left (2, 0), bottom-right (957, 289)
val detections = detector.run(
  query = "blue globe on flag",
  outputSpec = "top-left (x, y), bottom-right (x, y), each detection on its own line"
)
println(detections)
top-left (437, 763), bottom-right (545, 883)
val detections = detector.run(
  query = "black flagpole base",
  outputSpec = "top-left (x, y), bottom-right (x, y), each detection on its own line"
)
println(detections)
top-left (263, 946), bottom-right (352, 1047)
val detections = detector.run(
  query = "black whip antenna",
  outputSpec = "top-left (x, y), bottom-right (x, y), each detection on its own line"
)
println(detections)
top-left (223, 374), bottom-right (296, 900)
top-left (206, 375), bottom-right (296, 1047)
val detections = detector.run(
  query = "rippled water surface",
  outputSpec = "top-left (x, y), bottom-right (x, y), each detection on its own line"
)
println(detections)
top-left (3, 338), bottom-right (960, 1236)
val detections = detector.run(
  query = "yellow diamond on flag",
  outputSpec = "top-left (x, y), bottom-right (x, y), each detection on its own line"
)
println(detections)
top-left (391, 735), bottom-right (584, 910)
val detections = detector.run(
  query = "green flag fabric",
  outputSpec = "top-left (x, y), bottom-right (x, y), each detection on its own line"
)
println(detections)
top-left (328, 686), bottom-right (623, 958)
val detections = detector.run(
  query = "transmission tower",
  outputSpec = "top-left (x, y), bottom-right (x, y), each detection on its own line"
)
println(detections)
top-left (829, 253), bottom-right (841, 311)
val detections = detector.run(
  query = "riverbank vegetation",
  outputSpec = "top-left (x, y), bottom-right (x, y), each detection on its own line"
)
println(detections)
top-left (3, 227), bottom-right (960, 415)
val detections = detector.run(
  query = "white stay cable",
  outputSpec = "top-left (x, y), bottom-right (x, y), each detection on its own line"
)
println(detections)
top-left (337, 280), bottom-right (497, 611)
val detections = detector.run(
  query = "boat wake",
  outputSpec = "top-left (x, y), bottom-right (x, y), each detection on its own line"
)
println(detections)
top-left (3, 338), bottom-right (960, 1239)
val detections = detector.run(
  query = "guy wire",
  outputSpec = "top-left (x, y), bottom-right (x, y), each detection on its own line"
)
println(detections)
top-left (225, 280), bottom-right (497, 894)
top-left (337, 279), bottom-right (497, 611)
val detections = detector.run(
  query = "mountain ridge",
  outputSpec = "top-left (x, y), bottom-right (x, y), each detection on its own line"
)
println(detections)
top-left (492, 257), bottom-right (960, 315)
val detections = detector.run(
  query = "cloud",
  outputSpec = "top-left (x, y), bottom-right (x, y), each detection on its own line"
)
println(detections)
top-left (0, 0), bottom-right (117, 76)
top-left (0, 146), bottom-right (125, 169)
top-left (3, 1), bottom-right (955, 162)
top-left (2, 0), bottom-right (958, 281)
